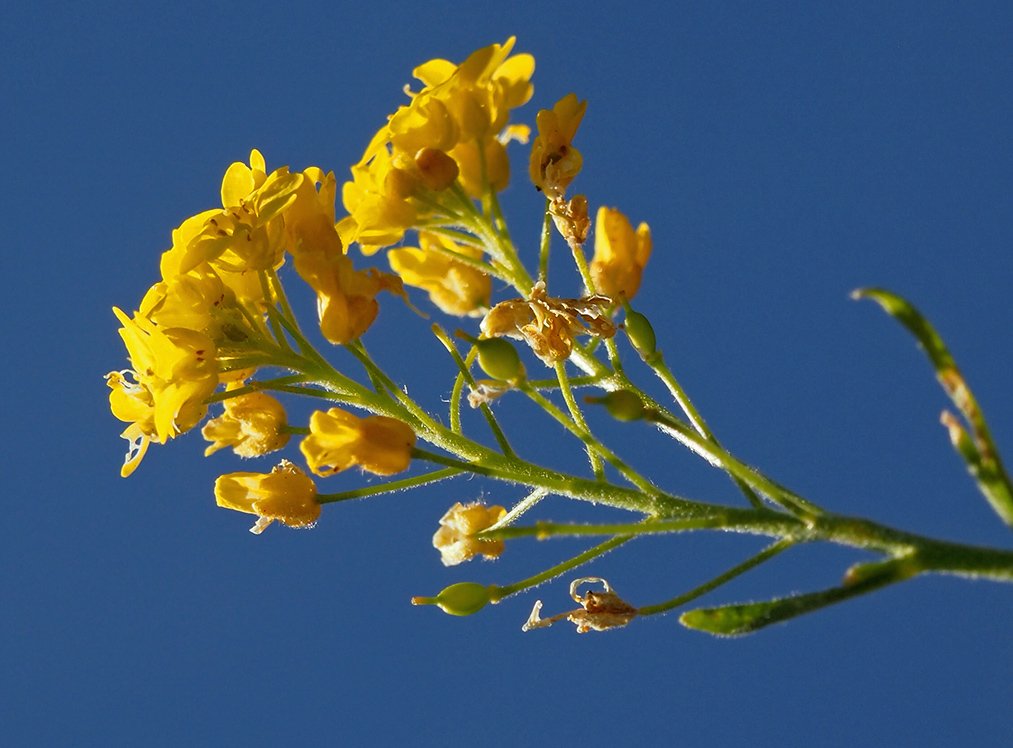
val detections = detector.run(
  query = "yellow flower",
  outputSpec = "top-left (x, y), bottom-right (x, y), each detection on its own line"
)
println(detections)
top-left (529, 93), bottom-right (587, 199)
top-left (107, 308), bottom-right (219, 476)
top-left (339, 39), bottom-right (535, 253)
top-left (432, 501), bottom-right (508, 566)
top-left (590, 206), bottom-right (652, 300)
top-left (411, 37), bottom-right (534, 142)
top-left (215, 460), bottom-right (320, 534)
top-left (449, 138), bottom-right (511, 198)
top-left (137, 267), bottom-right (225, 337)
top-left (202, 390), bottom-right (289, 458)
top-left (300, 408), bottom-right (416, 476)
top-left (388, 232), bottom-right (491, 316)
top-left (173, 150), bottom-right (303, 274)
top-left (480, 281), bottom-right (615, 364)
top-left (338, 143), bottom-right (419, 255)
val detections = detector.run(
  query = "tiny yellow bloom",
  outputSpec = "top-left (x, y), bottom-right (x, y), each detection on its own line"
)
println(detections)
top-left (590, 206), bottom-right (653, 300)
top-left (300, 408), bottom-right (416, 477)
top-left (215, 460), bottom-right (320, 534)
top-left (432, 501), bottom-right (508, 566)
top-left (388, 232), bottom-right (491, 316)
top-left (202, 390), bottom-right (289, 458)
top-left (529, 93), bottom-right (587, 199)
top-left (480, 281), bottom-right (615, 364)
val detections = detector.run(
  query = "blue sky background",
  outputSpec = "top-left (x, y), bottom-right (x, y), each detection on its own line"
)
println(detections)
top-left (4, 1), bottom-right (1012, 745)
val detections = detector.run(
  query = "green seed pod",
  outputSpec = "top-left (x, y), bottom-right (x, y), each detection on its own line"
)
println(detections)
top-left (412, 582), bottom-right (492, 616)
top-left (476, 337), bottom-right (524, 381)
top-left (624, 310), bottom-right (657, 358)
top-left (595, 390), bottom-right (645, 422)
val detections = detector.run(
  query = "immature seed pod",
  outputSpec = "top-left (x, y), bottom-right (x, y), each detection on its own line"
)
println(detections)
top-left (623, 310), bottom-right (656, 358)
top-left (591, 390), bottom-right (645, 422)
top-left (411, 582), bottom-right (492, 616)
top-left (476, 337), bottom-right (524, 381)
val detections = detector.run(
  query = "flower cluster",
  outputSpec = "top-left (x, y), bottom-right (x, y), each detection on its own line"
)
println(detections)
top-left (106, 39), bottom-right (662, 589)
top-left (337, 37), bottom-right (535, 256)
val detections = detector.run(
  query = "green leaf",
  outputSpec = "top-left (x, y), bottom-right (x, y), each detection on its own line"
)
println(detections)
top-left (680, 557), bottom-right (911, 636)
top-left (853, 287), bottom-right (1013, 528)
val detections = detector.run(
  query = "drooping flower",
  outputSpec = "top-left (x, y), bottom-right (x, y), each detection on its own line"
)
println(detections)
top-left (388, 232), bottom-right (491, 316)
top-left (202, 390), bottom-right (289, 458)
top-left (300, 408), bottom-right (416, 476)
top-left (107, 308), bottom-right (219, 476)
top-left (589, 206), bottom-right (652, 300)
top-left (480, 281), bottom-right (615, 364)
top-left (529, 93), bottom-right (587, 198)
top-left (432, 501), bottom-right (508, 566)
top-left (215, 460), bottom-right (320, 534)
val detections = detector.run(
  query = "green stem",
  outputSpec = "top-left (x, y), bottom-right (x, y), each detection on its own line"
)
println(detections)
top-left (553, 361), bottom-right (604, 479)
top-left (490, 535), bottom-right (634, 601)
top-left (638, 538), bottom-right (796, 616)
top-left (483, 509), bottom-right (1013, 583)
top-left (639, 348), bottom-right (765, 510)
top-left (431, 325), bottom-right (515, 456)
top-left (317, 467), bottom-right (461, 504)
top-left (520, 384), bottom-right (663, 500)
top-left (647, 409), bottom-right (821, 517)
top-left (411, 447), bottom-right (696, 516)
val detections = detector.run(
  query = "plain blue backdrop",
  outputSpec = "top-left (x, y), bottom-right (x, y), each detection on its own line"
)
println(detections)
top-left (4, 1), bottom-right (1011, 745)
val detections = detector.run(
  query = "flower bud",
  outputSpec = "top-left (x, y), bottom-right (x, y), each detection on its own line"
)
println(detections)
top-left (415, 147), bottom-right (460, 191)
top-left (623, 310), bottom-right (656, 358)
top-left (384, 166), bottom-right (420, 201)
top-left (585, 390), bottom-right (645, 422)
top-left (411, 582), bottom-right (492, 616)
top-left (476, 337), bottom-right (524, 382)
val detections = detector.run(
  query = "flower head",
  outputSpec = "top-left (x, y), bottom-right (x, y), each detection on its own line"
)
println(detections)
top-left (590, 206), bottom-right (652, 300)
top-left (215, 460), bottom-right (320, 534)
top-left (432, 501), bottom-right (508, 566)
top-left (300, 408), bottom-right (416, 477)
